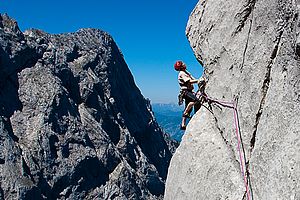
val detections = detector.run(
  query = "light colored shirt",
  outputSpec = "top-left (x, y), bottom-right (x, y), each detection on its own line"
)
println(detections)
top-left (178, 70), bottom-right (195, 91)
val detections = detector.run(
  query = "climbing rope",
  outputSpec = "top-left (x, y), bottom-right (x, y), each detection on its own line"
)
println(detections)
top-left (201, 95), bottom-right (252, 200)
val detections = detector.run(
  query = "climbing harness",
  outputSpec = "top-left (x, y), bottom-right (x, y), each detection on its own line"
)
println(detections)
top-left (199, 94), bottom-right (253, 200)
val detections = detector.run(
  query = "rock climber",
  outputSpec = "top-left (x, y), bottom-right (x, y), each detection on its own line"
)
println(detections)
top-left (174, 60), bottom-right (204, 130)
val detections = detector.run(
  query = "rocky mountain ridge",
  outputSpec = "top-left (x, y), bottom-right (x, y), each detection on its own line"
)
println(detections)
top-left (165, 0), bottom-right (300, 199)
top-left (0, 13), bottom-right (175, 199)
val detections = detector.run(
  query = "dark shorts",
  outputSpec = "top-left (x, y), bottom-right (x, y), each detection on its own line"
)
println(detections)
top-left (183, 90), bottom-right (201, 114)
top-left (183, 90), bottom-right (198, 102)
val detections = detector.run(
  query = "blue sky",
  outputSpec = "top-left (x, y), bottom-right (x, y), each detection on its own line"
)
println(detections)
top-left (1, 0), bottom-right (203, 103)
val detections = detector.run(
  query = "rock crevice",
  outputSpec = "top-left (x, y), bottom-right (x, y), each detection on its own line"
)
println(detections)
top-left (234, 0), bottom-right (257, 35)
top-left (211, 107), bottom-right (240, 168)
top-left (250, 27), bottom-right (284, 152)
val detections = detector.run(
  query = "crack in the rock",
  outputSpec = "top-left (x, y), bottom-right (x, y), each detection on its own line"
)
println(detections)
top-left (242, 191), bottom-right (247, 200)
top-left (245, 161), bottom-right (254, 200)
top-left (250, 28), bottom-right (285, 152)
top-left (196, 0), bottom-right (208, 26)
top-left (211, 108), bottom-right (241, 167)
top-left (235, 0), bottom-right (256, 71)
top-left (234, 0), bottom-right (256, 35)
top-left (199, 0), bottom-right (208, 29)
top-left (240, 11), bottom-right (254, 71)
top-left (21, 157), bottom-right (35, 182)
top-left (186, 0), bottom-right (207, 38)
top-left (231, 0), bottom-right (257, 71)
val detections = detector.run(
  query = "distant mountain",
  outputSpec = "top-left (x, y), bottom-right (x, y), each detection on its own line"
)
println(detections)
top-left (152, 103), bottom-right (185, 141)
top-left (0, 14), bottom-right (176, 199)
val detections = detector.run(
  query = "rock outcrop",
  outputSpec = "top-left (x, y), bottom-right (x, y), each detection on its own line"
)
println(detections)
top-left (165, 0), bottom-right (300, 199)
top-left (0, 14), bottom-right (176, 199)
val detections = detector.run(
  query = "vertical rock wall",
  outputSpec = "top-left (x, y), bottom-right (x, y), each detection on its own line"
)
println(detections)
top-left (165, 0), bottom-right (300, 199)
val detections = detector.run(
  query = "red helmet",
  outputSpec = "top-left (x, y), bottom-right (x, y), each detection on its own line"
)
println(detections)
top-left (174, 60), bottom-right (186, 71)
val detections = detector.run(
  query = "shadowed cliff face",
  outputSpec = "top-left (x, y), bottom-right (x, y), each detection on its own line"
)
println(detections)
top-left (0, 14), bottom-right (176, 199)
top-left (165, 0), bottom-right (300, 199)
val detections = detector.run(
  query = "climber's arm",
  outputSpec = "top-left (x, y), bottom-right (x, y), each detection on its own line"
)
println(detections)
top-left (189, 79), bottom-right (198, 84)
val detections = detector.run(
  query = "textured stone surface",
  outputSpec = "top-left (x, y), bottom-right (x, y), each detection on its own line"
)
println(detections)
top-left (165, 0), bottom-right (300, 199)
top-left (0, 14), bottom-right (176, 199)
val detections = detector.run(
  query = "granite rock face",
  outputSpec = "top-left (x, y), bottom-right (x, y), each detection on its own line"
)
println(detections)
top-left (0, 14), bottom-right (175, 199)
top-left (165, 0), bottom-right (300, 199)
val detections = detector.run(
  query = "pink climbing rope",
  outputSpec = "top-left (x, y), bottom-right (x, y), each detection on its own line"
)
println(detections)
top-left (202, 95), bottom-right (252, 200)
top-left (233, 102), bottom-right (251, 200)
